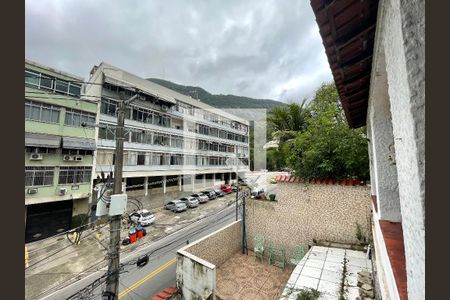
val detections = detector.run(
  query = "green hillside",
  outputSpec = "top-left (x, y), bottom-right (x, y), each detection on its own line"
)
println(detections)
top-left (147, 78), bottom-right (286, 109)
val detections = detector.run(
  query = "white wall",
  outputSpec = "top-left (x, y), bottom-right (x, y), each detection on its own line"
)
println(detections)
top-left (176, 250), bottom-right (216, 300)
top-left (368, 0), bottom-right (425, 299)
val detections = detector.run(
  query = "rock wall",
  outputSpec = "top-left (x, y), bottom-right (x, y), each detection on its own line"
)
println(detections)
top-left (246, 183), bottom-right (371, 261)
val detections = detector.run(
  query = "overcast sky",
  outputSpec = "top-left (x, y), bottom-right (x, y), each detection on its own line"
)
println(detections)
top-left (25, 0), bottom-right (333, 103)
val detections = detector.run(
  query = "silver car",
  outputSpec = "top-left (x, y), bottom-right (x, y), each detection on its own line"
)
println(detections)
top-left (191, 193), bottom-right (209, 204)
top-left (179, 196), bottom-right (199, 208)
top-left (164, 200), bottom-right (188, 212)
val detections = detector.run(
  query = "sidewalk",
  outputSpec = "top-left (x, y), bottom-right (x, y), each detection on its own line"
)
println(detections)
top-left (25, 192), bottom-right (237, 300)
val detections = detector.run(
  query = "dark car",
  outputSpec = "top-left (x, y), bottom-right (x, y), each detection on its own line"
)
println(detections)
top-left (200, 190), bottom-right (217, 200)
top-left (213, 189), bottom-right (225, 197)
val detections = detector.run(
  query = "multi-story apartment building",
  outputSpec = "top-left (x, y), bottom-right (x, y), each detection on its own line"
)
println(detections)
top-left (85, 62), bottom-right (250, 196)
top-left (25, 59), bottom-right (97, 243)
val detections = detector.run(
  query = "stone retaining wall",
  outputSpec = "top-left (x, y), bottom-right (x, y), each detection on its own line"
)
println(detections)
top-left (246, 183), bottom-right (371, 260)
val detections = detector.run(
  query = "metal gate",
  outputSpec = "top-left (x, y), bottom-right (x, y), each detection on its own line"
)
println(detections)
top-left (25, 200), bottom-right (73, 243)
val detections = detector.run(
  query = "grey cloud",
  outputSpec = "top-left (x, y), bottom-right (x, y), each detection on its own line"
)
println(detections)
top-left (25, 0), bottom-right (332, 102)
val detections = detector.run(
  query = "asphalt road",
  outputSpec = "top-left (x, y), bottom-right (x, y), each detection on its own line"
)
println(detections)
top-left (40, 201), bottom-right (237, 300)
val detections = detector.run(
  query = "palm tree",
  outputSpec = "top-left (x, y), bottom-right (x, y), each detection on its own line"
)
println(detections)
top-left (267, 99), bottom-right (309, 142)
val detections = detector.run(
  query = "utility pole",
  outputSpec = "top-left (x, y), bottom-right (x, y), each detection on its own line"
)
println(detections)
top-left (235, 177), bottom-right (239, 221)
top-left (105, 93), bottom-right (139, 300)
top-left (242, 185), bottom-right (247, 255)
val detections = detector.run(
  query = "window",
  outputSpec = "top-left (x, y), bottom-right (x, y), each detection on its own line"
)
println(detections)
top-left (64, 108), bottom-right (96, 127)
top-left (61, 149), bottom-right (93, 155)
top-left (100, 98), bottom-right (117, 116)
top-left (25, 100), bottom-right (60, 123)
top-left (55, 79), bottom-right (69, 94)
top-left (25, 69), bottom-right (82, 97)
top-left (131, 107), bottom-right (153, 124)
top-left (98, 124), bottom-right (116, 140)
top-left (25, 167), bottom-right (54, 187)
top-left (96, 150), bottom-right (114, 165)
top-left (25, 70), bottom-right (39, 86)
top-left (58, 166), bottom-right (92, 185)
top-left (130, 129), bottom-right (144, 144)
top-left (68, 84), bottom-right (81, 97)
top-left (39, 74), bottom-right (54, 90)
top-left (25, 147), bottom-right (57, 154)
top-left (137, 153), bottom-right (146, 165)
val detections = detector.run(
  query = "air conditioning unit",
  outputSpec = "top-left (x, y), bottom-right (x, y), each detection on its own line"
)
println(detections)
top-left (29, 153), bottom-right (43, 161)
top-left (74, 155), bottom-right (84, 161)
top-left (63, 155), bottom-right (73, 161)
top-left (59, 187), bottom-right (67, 196)
top-left (161, 104), bottom-right (169, 112)
top-left (27, 188), bottom-right (38, 194)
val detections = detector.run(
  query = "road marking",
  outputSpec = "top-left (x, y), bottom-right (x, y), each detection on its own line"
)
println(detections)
top-left (25, 246), bottom-right (29, 268)
top-left (118, 257), bottom-right (177, 298)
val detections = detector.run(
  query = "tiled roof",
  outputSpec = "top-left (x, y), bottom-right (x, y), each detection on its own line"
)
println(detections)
top-left (275, 176), bottom-right (366, 186)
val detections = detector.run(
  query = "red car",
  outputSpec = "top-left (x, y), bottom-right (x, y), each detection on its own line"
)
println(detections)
top-left (220, 184), bottom-right (233, 194)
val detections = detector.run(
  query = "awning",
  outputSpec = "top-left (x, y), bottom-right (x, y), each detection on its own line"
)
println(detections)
top-left (62, 136), bottom-right (96, 150)
top-left (25, 133), bottom-right (61, 148)
top-left (103, 73), bottom-right (176, 105)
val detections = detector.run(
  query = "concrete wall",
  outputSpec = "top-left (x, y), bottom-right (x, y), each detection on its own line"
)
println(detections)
top-left (184, 221), bottom-right (242, 268)
top-left (176, 251), bottom-right (216, 300)
top-left (246, 183), bottom-right (371, 261)
top-left (176, 221), bottom-right (242, 300)
top-left (368, 0), bottom-right (425, 299)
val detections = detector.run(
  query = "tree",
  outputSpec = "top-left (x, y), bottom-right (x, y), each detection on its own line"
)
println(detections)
top-left (286, 83), bottom-right (369, 180)
top-left (266, 101), bottom-right (309, 170)
top-left (267, 100), bottom-right (309, 143)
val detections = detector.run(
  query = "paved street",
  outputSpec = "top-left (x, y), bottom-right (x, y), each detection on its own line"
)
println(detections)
top-left (40, 202), bottom-right (237, 300)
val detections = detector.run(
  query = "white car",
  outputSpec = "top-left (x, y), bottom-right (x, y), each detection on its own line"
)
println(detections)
top-left (251, 187), bottom-right (265, 199)
top-left (129, 209), bottom-right (155, 226)
top-left (191, 193), bottom-right (209, 204)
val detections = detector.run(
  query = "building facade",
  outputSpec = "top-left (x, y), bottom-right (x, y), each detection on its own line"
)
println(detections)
top-left (311, 0), bottom-right (424, 299)
top-left (25, 59), bottom-right (97, 243)
top-left (85, 62), bottom-right (250, 196)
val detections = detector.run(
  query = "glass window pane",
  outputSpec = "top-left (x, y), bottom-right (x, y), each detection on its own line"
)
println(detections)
top-left (107, 102), bottom-right (116, 115)
top-left (25, 71), bottom-right (39, 86)
top-left (69, 84), bottom-right (81, 96)
top-left (81, 114), bottom-right (89, 125)
top-left (25, 104), bottom-right (30, 119)
top-left (72, 113), bottom-right (81, 126)
top-left (41, 107), bottom-right (52, 122)
top-left (51, 110), bottom-right (60, 123)
top-left (40, 76), bottom-right (53, 90)
top-left (30, 105), bottom-right (40, 121)
top-left (55, 80), bottom-right (69, 93)
top-left (65, 112), bottom-right (72, 125)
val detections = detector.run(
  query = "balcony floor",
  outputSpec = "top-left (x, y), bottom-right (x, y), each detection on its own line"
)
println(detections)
top-left (216, 250), bottom-right (292, 300)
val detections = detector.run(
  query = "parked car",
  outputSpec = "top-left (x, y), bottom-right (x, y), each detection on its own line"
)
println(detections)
top-left (220, 184), bottom-right (233, 194)
top-left (200, 190), bottom-right (217, 200)
top-left (191, 193), bottom-right (209, 203)
top-left (164, 200), bottom-right (188, 212)
top-left (179, 196), bottom-right (199, 208)
top-left (213, 189), bottom-right (225, 197)
top-left (129, 209), bottom-right (155, 226)
top-left (251, 186), bottom-right (265, 199)
top-left (238, 177), bottom-right (251, 186)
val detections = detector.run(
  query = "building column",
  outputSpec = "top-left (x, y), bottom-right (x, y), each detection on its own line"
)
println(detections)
top-left (213, 173), bottom-right (216, 186)
top-left (178, 176), bottom-right (182, 192)
top-left (203, 174), bottom-right (206, 187)
top-left (191, 174), bottom-right (195, 192)
top-left (162, 176), bottom-right (167, 194)
top-left (144, 177), bottom-right (148, 196)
